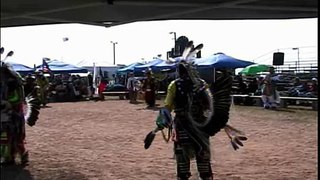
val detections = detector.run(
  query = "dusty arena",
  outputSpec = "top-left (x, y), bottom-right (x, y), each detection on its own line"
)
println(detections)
top-left (1, 97), bottom-right (318, 180)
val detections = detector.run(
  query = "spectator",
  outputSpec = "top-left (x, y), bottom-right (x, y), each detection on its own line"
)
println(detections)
top-left (247, 78), bottom-right (259, 94)
top-left (87, 74), bottom-right (94, 98)
top-left (261, 67), bottom-right (279, 109)
top-left (98, 79), bottom-right (108, 101)
top-left (293, 77), bottom-right (302, 87)
top-left (236, 76), bottom-right (247, 94)
top-left (288, 77), bottom-right (308, 97)
top-left (244, 78), bottom-right (258, 106)
top-left (127, 72), bottom-right (138, 103)
top-left (307, 78), bottom-right (318, 97)
top-left (55, 80), bottom-right (68, 101)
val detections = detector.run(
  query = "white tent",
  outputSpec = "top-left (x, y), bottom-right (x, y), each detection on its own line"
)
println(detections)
top-left (78, 60), bottom-right (124, 80)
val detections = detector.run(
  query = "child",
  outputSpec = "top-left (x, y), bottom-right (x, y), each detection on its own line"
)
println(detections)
top-left (98, 79), bottom-right (108, 101)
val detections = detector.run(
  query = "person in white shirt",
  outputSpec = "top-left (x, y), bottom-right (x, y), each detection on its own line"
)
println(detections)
top-left (127, 72), bottom-right (138, 103)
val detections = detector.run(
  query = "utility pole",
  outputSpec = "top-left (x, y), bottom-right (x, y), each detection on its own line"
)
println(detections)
top-left (292, 47), bottom-right (300, 73)
top-left (110, 41), bottom-right (118, 65)
top-left (169, 32), bottom-right (177, 56)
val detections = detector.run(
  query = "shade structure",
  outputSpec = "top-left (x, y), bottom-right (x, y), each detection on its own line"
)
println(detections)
top-left (195, 52), bottom-right (254, 69)
top-left (1, 0), bottom-right (317, 28)
top-left (36, 60), bottom-right (88, 74)
top-left (134, 58), bottom-right (165, 73)
top-left (240, 64), bottom-right (274, 75)
top-left (6, 62), bottom-right (34, 75)
top-left (151, 60), bottom-right (177, 72)
top-left (117, 62), bottom-right (144, 73)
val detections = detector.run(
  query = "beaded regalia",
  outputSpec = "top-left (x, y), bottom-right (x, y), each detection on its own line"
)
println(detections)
top-left (0, 48), bottom-right (40, 166)
top-left (144, 41), bottom-right (247, 179)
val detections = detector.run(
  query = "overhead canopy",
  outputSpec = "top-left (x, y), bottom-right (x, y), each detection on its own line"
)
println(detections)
top-left (134, 58), bottom-right (165, 73)
top-left (194, 52), bottom-right (255, 69)
top-left (117, 62), bottom-right (144, 73)
top-left (7, 62), bottom-right (34, 75)
top-left (1, 0), bottom-right (317, 28)
top-left (151, 60), bottom-right (177, 72)
top-left (36, 60), bottom-right (88, 74)
top-left (239, 63), bottom-right (274, 75)
top-left (78, 60), bottom-right (116, 67)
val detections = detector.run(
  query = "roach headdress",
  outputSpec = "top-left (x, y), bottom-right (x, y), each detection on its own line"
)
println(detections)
top-left (177, 41), bottom-right (204, 91)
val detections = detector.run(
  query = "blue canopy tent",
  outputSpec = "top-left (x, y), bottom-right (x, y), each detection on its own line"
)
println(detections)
top-left (193, 53), bottom-right (255, 84)
top-left (194, 52), bottom-right (255, 69)
top-left (133, 58), bottom-right (165, 73)
top-left (151, 60), bottom-right (177, 72)
top-left (117, 62), bottom-right (144, 73)
top-left (7, 62), bottom-right (34, 75)
top-left (36, 60), bottom-right (88, 74)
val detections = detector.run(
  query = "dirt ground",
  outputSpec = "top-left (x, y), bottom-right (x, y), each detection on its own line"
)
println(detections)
top-left (1, 97), bottom-right (318, 180)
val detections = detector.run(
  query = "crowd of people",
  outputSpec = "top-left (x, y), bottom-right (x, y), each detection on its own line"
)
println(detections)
top-left (232, 67), bottom-right (318, 108)
top-left (287, 77), bottom-right (318, 97)
top-left (20, 73), bottom-right (89, 103)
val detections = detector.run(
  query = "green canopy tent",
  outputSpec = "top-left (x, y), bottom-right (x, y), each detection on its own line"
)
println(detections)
top-left (240, 64), bottom-right (274, 76)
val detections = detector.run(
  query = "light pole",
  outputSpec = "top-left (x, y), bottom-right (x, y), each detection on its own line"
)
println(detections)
top-left (292, 47), bottom-right (300, 73)
top-left (110, 41), bottom-right (118, 65)
top-left (169, 32), bottom-right (177, 42)
top-left (169, 32), bottom-right (177, 56)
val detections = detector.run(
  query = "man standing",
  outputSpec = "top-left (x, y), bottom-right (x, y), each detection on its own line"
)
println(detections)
top-left (126, 72), bottom-right (137, 103)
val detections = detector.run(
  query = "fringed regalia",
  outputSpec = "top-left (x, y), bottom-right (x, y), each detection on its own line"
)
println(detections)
top-left (171, 74), bottom-right (213, 180)
top-left (1, 50), bottom-right (41, 166)
top-left (142, 71), bottom-right (156, 107)
top-left (144, 41), bottom-right (247, 180)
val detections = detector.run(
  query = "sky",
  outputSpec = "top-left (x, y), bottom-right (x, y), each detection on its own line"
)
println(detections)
top-left (0, 18), bottom-right (318, 68)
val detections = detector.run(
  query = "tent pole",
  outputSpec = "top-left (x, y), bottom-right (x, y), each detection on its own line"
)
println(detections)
top-left (213, 68), bottom-right (216, 83)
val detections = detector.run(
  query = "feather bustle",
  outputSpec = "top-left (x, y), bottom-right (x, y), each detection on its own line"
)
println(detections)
top-left (24, 94), bottom-right (40, 126)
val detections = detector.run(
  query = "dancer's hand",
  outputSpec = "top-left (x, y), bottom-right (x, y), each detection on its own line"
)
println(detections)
top-left (156, 114), bottom-right (167, 129)
top-left (156, 108), bottom-right (172, 129)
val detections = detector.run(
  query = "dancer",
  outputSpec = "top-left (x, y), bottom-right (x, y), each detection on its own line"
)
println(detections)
top-left (142, 70), bottom-right (157, 108)
top-left (144, 41), bottom-right (247, 180)
top-left (1, 48), bottom-right (40, 166)
top-left (36, 71), bottom-right (49, 106)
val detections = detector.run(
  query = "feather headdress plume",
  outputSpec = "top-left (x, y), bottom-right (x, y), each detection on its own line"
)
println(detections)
top-left (181, 41), bottom-right (194, 61)
top-left (186, 43), bottom-right (203, 60)
top-left (177, 41), bottom-right (204, 90)
top-left (182, 41), bottom-right (203, 62)
top-left (166, 57), bottom-right (177, 64)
